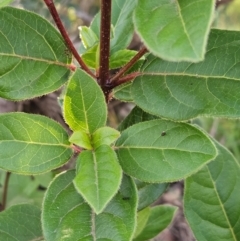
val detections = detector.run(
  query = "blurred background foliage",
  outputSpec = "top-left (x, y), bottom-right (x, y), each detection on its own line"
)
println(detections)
top-left (1, 0), bottom-right (240, 240)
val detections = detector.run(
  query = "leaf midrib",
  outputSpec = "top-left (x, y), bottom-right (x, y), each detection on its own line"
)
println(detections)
top-left (116, 146), bottom-right (213, 155)
top-left (0, 53), bottom-right (71, 69)
top-left (206, 167), bottom-right (238, 241)
top-left (92, 151), bottom-right (100, 208)
top-left (175, 1), bottom-right (198, 58)
top-left (0, 140), bottom-right (70, 148)
top-left (140, 72), bottom-right (240, 82)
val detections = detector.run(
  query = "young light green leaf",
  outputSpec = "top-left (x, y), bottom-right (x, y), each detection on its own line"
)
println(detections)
top-left (0, 204), bottom-right (42, 241)
top-left (118, 106), bottom-right (159, 132)
top-left (115, 120), bottom-right (217, 182)
top-left (73, 145), bottom-right (122, 214)
top-left (134, 0), bottom-right (215, 62)
top-left (0, 113), bottom-right (73, 174)
top-left (0, 7), bottom-right (72, 100)
top-left (79, 26), bottom-right (98, 49)
top-left (136, 180), bottom-right (168, 211)
top-left (69, 130), bottom-right (92, 150)
top-left (133, 205), bottom-right (178, 241)
top-left (91, 0), bottom-right (138, 53)
top-left (81, 44), bottom-right (99, 69)
top-left (184, 139), bottom-right (240, 241)
top-left (64, 68), bottom-right (107, 134)
top-left (92, 127), bottom-right (120, 149)
top-left (133, 207), bottom-right (151, 239)
top-left (132, 29), bottom-right (240, 121)
top-left (109, 50), bottom-right (140, 69)
top-left (42, 170), bottom-right (137, 241)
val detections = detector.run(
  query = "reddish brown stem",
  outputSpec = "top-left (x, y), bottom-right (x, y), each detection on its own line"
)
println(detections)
top-left (112, 72), bottom-right (142, 88)
top-left (43, 0), bottom-right (95, 78)
top-left (71, 144), bottom-right (82, 154)
top-left (110, 46), bottom-right (148, 83)
top-left (0, 172), bottom-right (11, 212)
top-left (98, 0), bottom-right (112, 87)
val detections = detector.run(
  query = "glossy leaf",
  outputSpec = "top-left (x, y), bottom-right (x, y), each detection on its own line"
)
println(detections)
top-left (134, 0), bottom-right (215, 62)
top-left (184, 139), bottom-right (240, 241)
top-left (115, 119), bottom-right (217, 182)
top-left (0, 7), bottom-right (72, 100)
top-left (133, 205), bottom-right (178, 241)
top-left (0, 113), bottom-right (73, 174)
top-left (69, 130), bottom-right (92, 150)
top-left (118, 106), bottom-right (159, 132)
top-left (0, 204), bottom-right (42, 241)
top-left (136, 180), bottom-right (168, 211)
top-left (133, 29), bottom-right (240, 121)
top-left (91, 0), bottom-right (138, 53)
top-left (73, 145), bottom-right (122, 214)
top-left (92, 127), bottom-right (120, 148)
top-left (42, 170), bottom-right (137, 241)
top-left (64, 68), bottom-right (107, 133)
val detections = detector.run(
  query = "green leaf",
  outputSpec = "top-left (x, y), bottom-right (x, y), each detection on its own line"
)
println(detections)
top-left (73, 145), bottom-right (122, 214)
top-left (184, 139), bottom-right (240, 241)
top-left (134, 0), bottom-right (215, 62)
top-left (0, 0), bottom-right (14, 7)
top-left (42, 170), bottom-right (92, 241)
top-left (133, 29), bottom-right (240, 121)
top-left (113, 82), bottom-right (134, 102)
top-left (0, 7), bottom-right (72, 100)
top-left (42, 170), bottom-right (137, 241)
top-left (79, 26), bottom-right (98, 49)
top-left (81, 44), bottom-right (99, 69)
top-left (115, 119), bottom-right (217, 182)
top-left (64, 68), bottom-right (107, 134)
top-left (69, 130), bottom-right (92, 150)
top-left (133, 207), bottom-right (151, 239)
top-left (109, 50), bottom-right (139, 69)
top-left (118, 106), bottom-right (159, 132)
top-left (136, 180), bottom-right (168, 211)
top-left (0, 204), bottom-right (42, 241)
top-left (91, 0), bottom-right (138, 53)
top-left (133, 205), bottom-right (178, 241)
top-left (0, 112), bottom-right (73, 174)
top-left (92, 127), bottom-right (120, 149)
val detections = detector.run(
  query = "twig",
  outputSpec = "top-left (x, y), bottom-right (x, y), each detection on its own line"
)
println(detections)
top-left (98, 0), bottom-right (112, 87)
top-left (0, 172), bottom-right (11, 212)
top-left (43, 0), bottom-right (95, 78)
top-left (110, 46), bottom-right (148, 83)
top-left (111, 72), bottom-right (142, 88)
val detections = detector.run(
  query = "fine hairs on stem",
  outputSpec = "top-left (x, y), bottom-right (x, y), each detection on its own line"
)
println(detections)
top-left (98, 0), bottom-right (112, 88)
